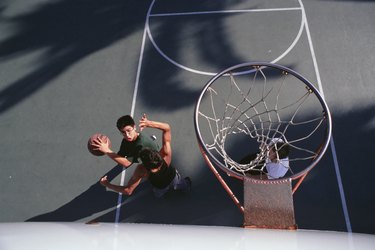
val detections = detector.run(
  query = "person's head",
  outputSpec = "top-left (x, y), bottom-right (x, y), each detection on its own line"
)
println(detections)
top-left (117, 115), bottom-right (137, 142)
top-left (268, 140), bottom-right (290, 161)
top-left (139, 148), bottom-right (163, 171)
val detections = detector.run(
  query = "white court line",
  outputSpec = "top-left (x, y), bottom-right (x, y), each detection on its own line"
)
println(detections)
top-left (114, 11), bottom-right (150, 224)
top-left (150, 7), bottom-right (302, 17)
top-left (146, 2), bottom-right (303, 76)
top-left (299, 0), bottom-right (352, 232)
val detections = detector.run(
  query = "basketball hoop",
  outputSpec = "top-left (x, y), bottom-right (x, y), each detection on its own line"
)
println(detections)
top-left (194, 62), bottom-right (332, 229)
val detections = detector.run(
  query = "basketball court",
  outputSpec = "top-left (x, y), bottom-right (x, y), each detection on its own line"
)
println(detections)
top-left (1, 0), bottom-right (374, 234)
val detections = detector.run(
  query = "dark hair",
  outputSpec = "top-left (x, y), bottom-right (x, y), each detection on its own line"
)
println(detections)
top-left (139, 148), bottom-right (163, 170)
top-left (275, 142), bottom-right (290, 159)
top-left (116, 115), bottom-right (135, 130)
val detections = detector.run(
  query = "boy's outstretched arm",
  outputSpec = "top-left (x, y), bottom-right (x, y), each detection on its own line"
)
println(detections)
top-left (100, 165), bottom-right (147, 195)
top-left (138, 114), bottom-right (172, 166)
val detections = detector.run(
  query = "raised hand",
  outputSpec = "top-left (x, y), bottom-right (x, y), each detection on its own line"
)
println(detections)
top-left (139, 113), bottom-right (149, 131)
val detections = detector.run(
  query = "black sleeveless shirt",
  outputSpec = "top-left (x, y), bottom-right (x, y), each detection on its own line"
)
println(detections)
top-left (148, 160), bottom-right (176, 189)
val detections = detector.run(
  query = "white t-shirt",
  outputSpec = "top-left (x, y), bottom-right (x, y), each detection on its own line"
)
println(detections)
top-left (266, 157), bottom-right (289, 179)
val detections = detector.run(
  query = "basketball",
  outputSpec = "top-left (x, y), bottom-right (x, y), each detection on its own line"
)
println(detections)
top-left (87, 133), bottom-right (111, 156)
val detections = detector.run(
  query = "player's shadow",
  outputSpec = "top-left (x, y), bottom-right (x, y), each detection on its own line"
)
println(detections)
top-left (26, 165), bottom-right (126, 222)
top-left (26, 158), bottom-right (243, 226)
top-left (81, 162), bottom-right (244, 227)
top-left (0, 0), bottom-right (152, 114)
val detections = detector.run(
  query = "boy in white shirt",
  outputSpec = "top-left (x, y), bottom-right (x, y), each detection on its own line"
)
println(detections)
top-left (265, 138), bottom-right (290, 179)
top-left (240, 138), bottom-right (290, 179)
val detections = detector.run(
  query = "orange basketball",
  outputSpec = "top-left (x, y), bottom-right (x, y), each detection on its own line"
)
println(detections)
top-left (87, 133), bottom-right (111, 156)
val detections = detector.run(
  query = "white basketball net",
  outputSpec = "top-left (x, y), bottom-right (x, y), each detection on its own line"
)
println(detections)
top-left (196, 64), bottom-right (331, 179)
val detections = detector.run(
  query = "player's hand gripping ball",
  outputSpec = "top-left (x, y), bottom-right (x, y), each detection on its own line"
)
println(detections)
top-left (87, 133), bottom-right (111, 156)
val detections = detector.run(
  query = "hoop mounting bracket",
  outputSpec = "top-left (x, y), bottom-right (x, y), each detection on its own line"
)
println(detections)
top-left (243, 177), bottom-right (297, 230)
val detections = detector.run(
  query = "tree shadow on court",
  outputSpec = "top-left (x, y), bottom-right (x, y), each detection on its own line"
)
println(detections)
top-left (0, 0), bottom-right (152, 114)
top-left (138, 0), bottom-right (262, 110)
top-left (294, 103), bottom-right (375, 234)
top-left (0, 0), bottom-right (263, 113)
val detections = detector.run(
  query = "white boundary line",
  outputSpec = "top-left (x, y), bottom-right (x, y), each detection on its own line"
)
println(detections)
top-left (146, 1), bottom-right (303, 76)
top-left (299, 0), bottom-right (352, 232)
top-left (114, 15), bottom-right (150, 224)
